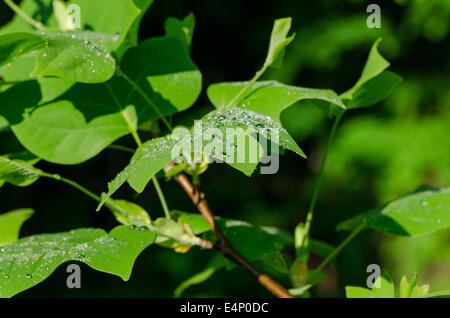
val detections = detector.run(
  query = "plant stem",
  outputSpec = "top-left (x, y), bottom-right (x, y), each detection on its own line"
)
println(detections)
top-left (167, 162), bottom-right (293, 298)
top-left (116, 68), bottom-right (173, 131)
top-left (303, 112), bottom-right (343, 237)
top-left (225, 65), bottom-right (268, 108)
top-left (151, 177), bottom-right (171, 219)
top-left (316, 223), bottom-right (366, 272)
top-left (4, 0), bottom-right (45, 30)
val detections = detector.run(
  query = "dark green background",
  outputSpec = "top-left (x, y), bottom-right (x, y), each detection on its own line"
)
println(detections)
top-left (0, 0), bottom-right (449, 297)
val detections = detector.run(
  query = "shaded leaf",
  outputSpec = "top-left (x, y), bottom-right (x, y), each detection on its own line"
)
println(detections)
top-left (0, 225), bottom-right (156, 298)
top-left (174, 257), bottom-right (226, 298)
top-left (165, 13), bottom-right (195, 53)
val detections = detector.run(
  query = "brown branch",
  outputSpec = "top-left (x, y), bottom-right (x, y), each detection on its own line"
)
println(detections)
top-left (166, 163), bottom-right (293, 298)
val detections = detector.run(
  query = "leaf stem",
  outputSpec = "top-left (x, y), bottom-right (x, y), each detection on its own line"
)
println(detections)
top-left (316, 223), bottom-right (366, 272)
top-left (304, 112), bottom-right (344, 237)
top-left (225, 65), bottom-right (268, 108)
top-left (116, 68), bottom-right (173, 132)
top-left (4, 0), bottom-right (45, 30)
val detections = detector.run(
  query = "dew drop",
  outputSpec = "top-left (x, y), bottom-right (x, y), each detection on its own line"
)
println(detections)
top-left (139, 226), bottom-right (148, 232)
top-left (25, 273), bottom-right (32, 279)
top-left (129, 225), bottom-right (137, 230)
top-left (421, 201), bottom-right (429, 206)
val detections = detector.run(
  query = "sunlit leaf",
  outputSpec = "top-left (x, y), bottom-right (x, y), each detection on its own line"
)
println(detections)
top-left (263, 17), bottom-right (295, 69)
top-left (207, 81), bottom-right (345, 122)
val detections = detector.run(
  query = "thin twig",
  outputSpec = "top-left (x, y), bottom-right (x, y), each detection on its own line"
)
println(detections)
top-left (166, 162), bottom-right (293, 298)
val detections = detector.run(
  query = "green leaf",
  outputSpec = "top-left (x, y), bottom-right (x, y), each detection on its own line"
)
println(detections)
top-left (32, 32), bottom-right (116, 83)
top-left (345, 286), bottom-right (374, 298)
top-left (372, 272), bottom-right (395, 298)
top-left (399, 274), bottom-right (429, 298)
top-left (345, 71), bottom-right (402, 108)
top-left (346, 272), bottom-right (395, 298)
top-left (105, 199), bottom-right (151, 227)
top-left (0, 154), bottom-right (43, 187)
top-left (176, 212), bottom-right (291, 269)
top-left (340, 38), bottom-right (401, 109)
top-left (115, 0), bottom-right (155, 59)
top-left (207, 81), bottom-right (345, 122)
top-left (68, 0), bottom-right (141, 50)
top-left (0, 209), bottom-right (34, 245)
top-left (340, 38), bottom-right (389, 100)
top-left (115, 37), bottom-right (202, 119)
top-left (338, 187), bottom-right (450, 237)
top-left (0, 80), bottom-right (136, 164)
top-left (164, 13), bottom-right (195, 53)
top-left (99, 107), bottom-right (305, 206)
top-left (0, 33), bottom-right (45, 68)
top-left (263, 17), bottom-right (295, 69)
top-left (1, 35), bottom-right (201, 164)
top-left (0, 225), bottom-right (156, 298)
top-left (0, 31), bottom-right (116, 83)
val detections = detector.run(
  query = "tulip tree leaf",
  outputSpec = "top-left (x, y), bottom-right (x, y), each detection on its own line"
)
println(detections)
top-left (264, 17), bottom-right (295, 69)
top-left (0, 36), bottom-right (201, 164)
top-left (113, 37), bottom-right (202, 120)
top-left (340, 38), bottom-right (401, 109)
top-left (207, 80), bottom-right (346, 122)
top-left (68, 0), bottom-right (141, 50)
top-left (0, 33), bottom-right (45, 68)
top-left (0, 154), bottom-right (43, 187)
top-left (0, 209), bottom-right (34, 245)
top-left (0, 225), bottom-right (156, 298)
top-left (337, 188), bottom-right (450, 237)
top-left (164, 13), bottom-right (195, 53)
top-left (98, 107), bottom-right (305, 207)
top-left (32, 32), bottom-right (116, 83)
top-left (0, 31), bottom-right (116, 83)
top-left (115, 0), bottom-right (155, 58)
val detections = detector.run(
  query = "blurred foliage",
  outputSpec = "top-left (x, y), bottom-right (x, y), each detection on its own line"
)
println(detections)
top-left (0, 0), bottom-right (449, 297)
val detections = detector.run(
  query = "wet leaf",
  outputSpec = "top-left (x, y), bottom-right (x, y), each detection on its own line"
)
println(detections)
top-left (0, 225), bottom-right (156, 298)
top-left (208, 81), bottom-right (345, 123)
